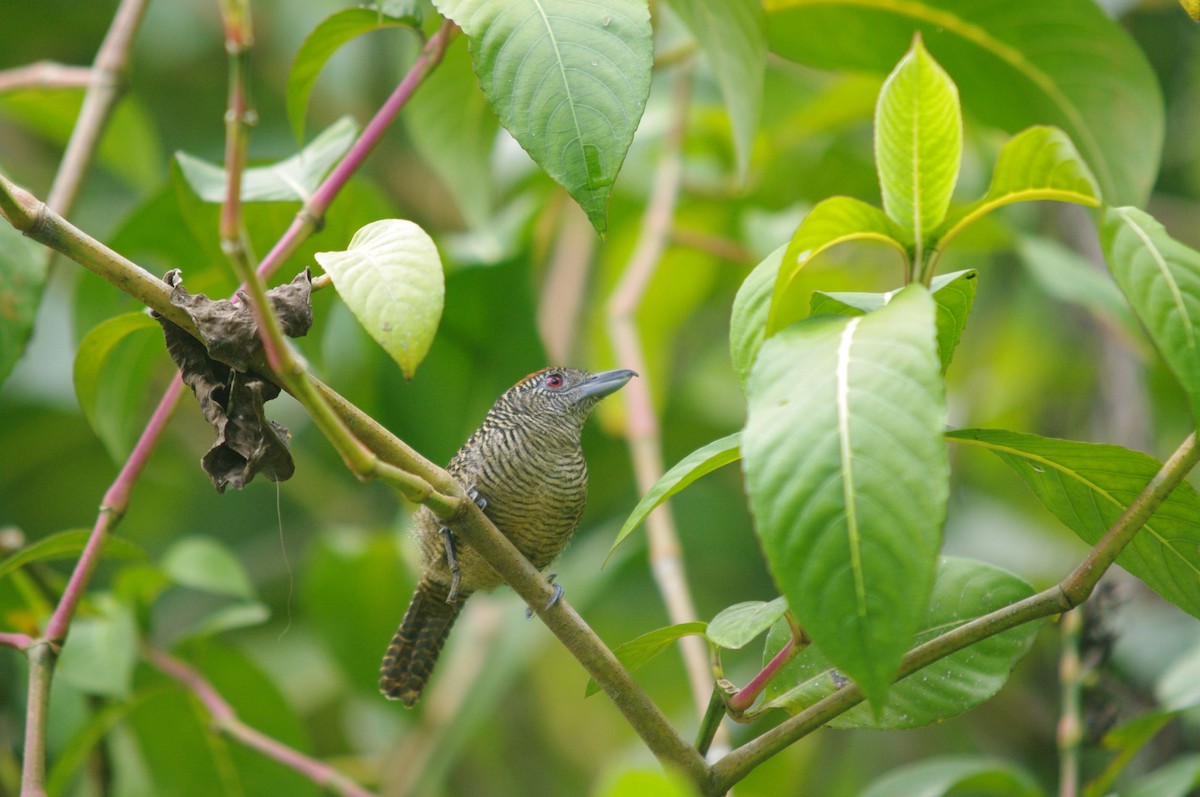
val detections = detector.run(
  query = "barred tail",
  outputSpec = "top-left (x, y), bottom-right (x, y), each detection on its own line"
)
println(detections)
top-left (379, 578), bottom-right (463, 707)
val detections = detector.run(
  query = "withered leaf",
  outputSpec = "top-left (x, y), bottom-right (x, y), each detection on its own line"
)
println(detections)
top-left (154, 269), bottom-right (311, 492)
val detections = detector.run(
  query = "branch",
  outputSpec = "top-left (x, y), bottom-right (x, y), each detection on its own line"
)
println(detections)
top-left (0, 62), bottom-right (92, 93)
top-left (0, 632), bottom-right (33, 651)
top-left (605, 68), bottom-right (715, 721)
top-left (144, 645), bottom-right (376, 797)
top-left (708, 431), bottom-right (1200, 794)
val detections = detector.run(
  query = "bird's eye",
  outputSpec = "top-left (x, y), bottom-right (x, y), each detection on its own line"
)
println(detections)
top-left (545, 372), bottom-right (565, 389)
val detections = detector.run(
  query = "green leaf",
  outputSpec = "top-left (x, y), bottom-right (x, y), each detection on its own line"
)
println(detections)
top-left (182, 601), bottom-right (271, 640)
top-left (584, 621), bottom-right (707, 697)
top-left (874, 35), bottom-right (961, 261)
top-left (1124, 755), bottom-right (1200, 797)
top-left (764, 0), bottom-right (1162, 206)
top-left (0, 529), bottom-right (145, 582)
top-left (56, 595), bottom-right (139, 698)
top-left (706, 597), bottom-right (787, 650)
top-left (665, 0), bottom-right (765, 179)
top-left (770, 197), bottom-right (908, 334)
top-left (811, 269), bottom-right (977, 373)
top-left (175, 116), bottom-right (358, 203)
top-left (160, 537), bottom-right (256, 600)
top-left (0, 221), bottom-right (46, 388)
top-left (730, 244), bottom-right (785, 389)
top-left (763, 557), bottom-right (1041, 728)
top-left (72, 312), bottom-right (161, 460)
top-left (405, 34), bottom-right (500, 229)
top-left (434, 0), bottom-right (653, 235)
top-left (861, 756), bottom-right (1043, 797)
top-left (947, 429), bottom-right (1200, 618)
top-left (938, 126), bottom-right (1100, 247)
top-left (47, 689), bottom-right (159, 797)
top-left (314, 218), bottom-right (444, 380)
top-left (607, 432), bottom-right (741, 562)
top-left (287, 5), bottom-right (420, 144)
top-left (744, 285), bottom-right (948, 708)
top-left (1101, 206), bottom-right (1200, 422)
top-left (1156, 642), bottom-right (1200, 711)
top-left (1085, 711), bottom-right (1177, 797)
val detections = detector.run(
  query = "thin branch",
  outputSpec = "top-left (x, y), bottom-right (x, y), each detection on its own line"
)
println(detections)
top-left (46, 0), bottom-right (149, 217)
top-left (218, 0), bottom-right (256, 274)
top-left (605, 68), bottom-right (714, 723)
top-left (1057, 609), bottom-right (1083, 797)
top-left (144, 645), bottom-right (376, 797)
top-left (0, 62), bottom-right (93, 93)
top-left (708, 431), bottom-right (1200, 795)
top-left (0, 632), bottom-right (33, 651)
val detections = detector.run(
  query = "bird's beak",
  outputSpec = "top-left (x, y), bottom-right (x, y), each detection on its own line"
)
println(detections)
top-left (575, 369), bottom-right (637, 400)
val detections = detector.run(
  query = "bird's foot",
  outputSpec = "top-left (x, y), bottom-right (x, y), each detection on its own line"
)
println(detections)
top-left (525, 574), bottom-right (564, 619)
top-left (440, 526), bottom-right (461, 604)
top-left (466, 484), bottom-right (487, 511)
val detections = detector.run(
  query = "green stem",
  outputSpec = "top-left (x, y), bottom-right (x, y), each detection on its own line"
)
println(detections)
top-left (695, 686), bottom-right (727, 758)
top-left (1058, 609), bottom-right (1084, 797)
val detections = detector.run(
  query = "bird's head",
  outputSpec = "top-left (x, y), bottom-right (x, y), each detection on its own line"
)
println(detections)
top-left (500, 367), bottom-right (637, 430)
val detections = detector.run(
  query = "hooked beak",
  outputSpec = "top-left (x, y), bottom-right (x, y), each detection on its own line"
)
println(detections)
top-left (575, 369), bottom-right (637, 400)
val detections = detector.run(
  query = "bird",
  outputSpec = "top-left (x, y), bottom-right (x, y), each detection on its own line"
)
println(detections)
top-left (379, 367), bottom-right (637, 706)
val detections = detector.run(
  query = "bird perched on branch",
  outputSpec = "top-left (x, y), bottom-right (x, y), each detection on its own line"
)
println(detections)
top-left (379, 367), bottom-right (637, 707)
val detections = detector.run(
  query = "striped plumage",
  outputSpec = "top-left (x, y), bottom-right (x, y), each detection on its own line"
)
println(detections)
top-left (380, 367), bottom-right (636, 706)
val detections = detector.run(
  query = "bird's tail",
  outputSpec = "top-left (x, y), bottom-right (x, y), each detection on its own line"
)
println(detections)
top-left (380, 578), bottom-right (463, 707)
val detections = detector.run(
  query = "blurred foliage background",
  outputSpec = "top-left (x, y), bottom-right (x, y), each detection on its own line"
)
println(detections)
top-left (1, 1), bottom-right (1199, 795)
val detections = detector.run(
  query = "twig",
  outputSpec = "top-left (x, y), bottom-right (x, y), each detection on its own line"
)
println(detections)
top-left (144, 645), bottom-right (376, 797)
top-left (1058, 609), bottom-right (1084, 797)
top-left (46, 0), bottom-right (149, 217)
top-left (0, 62), bottom-right (93, 93)
top-left (218, 0), bottom-right (257, 275)
top-left (708, 432), bottom-right (1200, 795)
top-left (605, 68), bottom-right (714, 722)
top-left (0, 632), bottom-right (33, 651)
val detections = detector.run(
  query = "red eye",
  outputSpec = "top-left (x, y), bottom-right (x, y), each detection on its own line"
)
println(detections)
top-left (545, 372), bottom-right (565, 389)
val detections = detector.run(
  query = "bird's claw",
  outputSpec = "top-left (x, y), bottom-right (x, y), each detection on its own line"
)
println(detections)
top-left (525, 574), bottom-right (563, 619)
top-left (466, 484), bottom-right (487, 510)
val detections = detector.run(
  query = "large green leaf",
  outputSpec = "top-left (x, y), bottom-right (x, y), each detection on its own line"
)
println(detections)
top-left (744, 285), bottom-right (947, 707)
top-left (434, 0), bottom-right (652, 234)
top-left (1125, 755), bottom-right (1200, 797)
top-left (763, 557), bottom-right (1040, 728)
top-left (1101, 206), bottom-right (1200, 422)
top-left (947, 429), bottom-right (1200, 618)
top-left (665, 0), bottom-right (765, 179)
top-left (607, 431), bottom-right (741, 561)
top-left (874, 35), bottom-right (961, 262)
top-left (771, 196), bottom-right (908, 333)
top-left (0, 220), bottom-right (46, 388)
top-left (765, 0), bottom-right (1162, 206)
top-left (861, 756), bottom-right (1043, 797)
top-left (286, 4), bottom-right (421, 144)
top-left (811, 269), bottom-right (977, 373)
top-left (405, 34), bottom-right (500, 229)
top-left (73, 312), bottom-right (162, 460)
top-left (314, 218), bottom-right (444, 380)
top-left (937, 126), bottom-right (1100, 247)
top-left (175, 116), bottom-right (358, 203)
